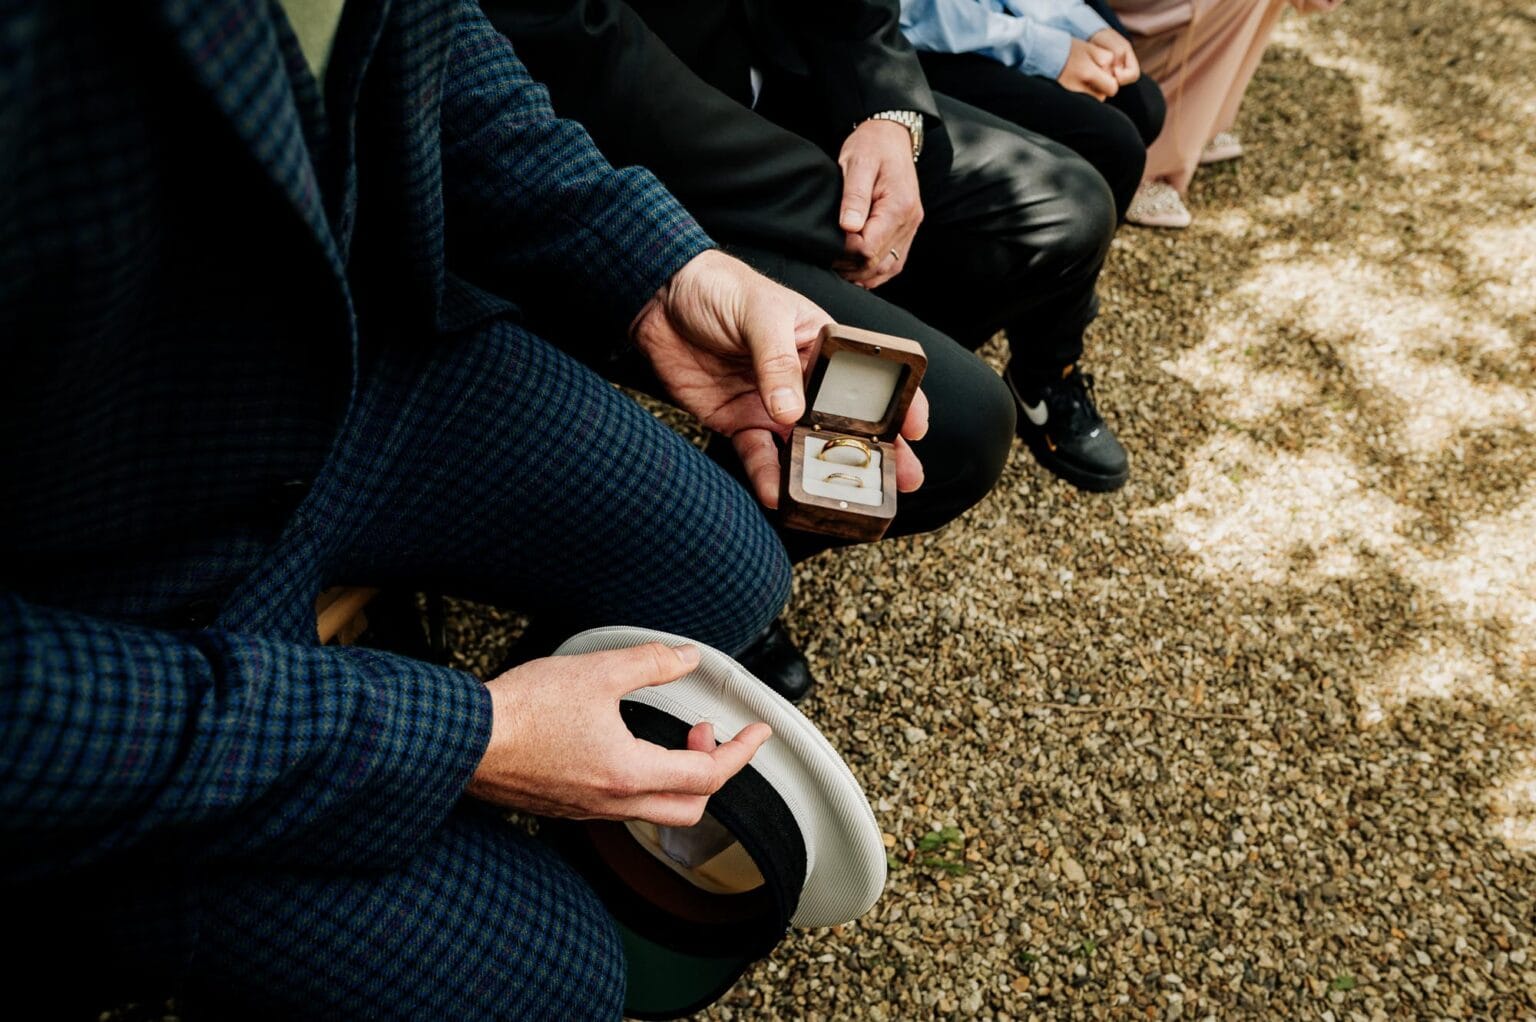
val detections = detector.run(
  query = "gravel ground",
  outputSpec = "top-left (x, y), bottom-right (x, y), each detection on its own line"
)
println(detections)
top-left (453, 3), bottom-right (1535, 1020)
top-left (113, 2), bottom-right (1534, 1019)
top-left (563, 2), bottom-right (1533, 1017)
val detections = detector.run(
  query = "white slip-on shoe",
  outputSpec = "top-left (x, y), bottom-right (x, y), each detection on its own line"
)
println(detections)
top-left (1126, 180), bottom-right (1192, 229)
top-left (1199, 131), bottom-right (1244, 165)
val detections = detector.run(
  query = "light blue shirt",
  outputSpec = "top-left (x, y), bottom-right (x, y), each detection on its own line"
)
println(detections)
top-left (899, 0), bottom-right (1111, 81)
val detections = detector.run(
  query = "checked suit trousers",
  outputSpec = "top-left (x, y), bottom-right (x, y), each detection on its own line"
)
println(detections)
top-left (16, 318), bottom-right (792, 1021)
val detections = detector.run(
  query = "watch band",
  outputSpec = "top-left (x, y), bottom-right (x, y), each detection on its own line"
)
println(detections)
top-left (865, 110), bottom-right (924, 163)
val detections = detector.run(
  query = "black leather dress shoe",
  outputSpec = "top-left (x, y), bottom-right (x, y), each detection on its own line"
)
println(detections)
top-left (736, 619), bottom-right (815, 703)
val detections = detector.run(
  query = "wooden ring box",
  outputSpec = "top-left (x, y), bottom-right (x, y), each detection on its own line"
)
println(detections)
top-left (780, 324), bottom-right (926, 542)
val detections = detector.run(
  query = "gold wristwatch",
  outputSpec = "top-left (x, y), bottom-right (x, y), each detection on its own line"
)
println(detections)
top-left (865, 110), bottom-right (924, 162)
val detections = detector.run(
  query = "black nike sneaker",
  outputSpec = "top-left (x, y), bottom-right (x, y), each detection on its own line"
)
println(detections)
top-left (1006, 363), bottom-right (1129, 492)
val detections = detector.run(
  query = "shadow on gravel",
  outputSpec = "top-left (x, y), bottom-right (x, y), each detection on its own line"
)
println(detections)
top-left (732, 4), bottom-right (1536, 1019)
top-left (105, 4), bottom-right (1536, 1020)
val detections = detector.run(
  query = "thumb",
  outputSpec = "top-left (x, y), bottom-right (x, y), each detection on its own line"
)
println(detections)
top-left (744, 311), bottom-right (808, 424)
top-left (840, 157), bottom-right (878, 233)
top-left (599, 642), bottom-right (701, 698)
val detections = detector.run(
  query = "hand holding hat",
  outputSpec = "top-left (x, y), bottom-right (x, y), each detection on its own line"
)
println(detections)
top-left (467, 642), bottom-right (772, 829)
top-left (546, 627), bottom-right (888, 1020)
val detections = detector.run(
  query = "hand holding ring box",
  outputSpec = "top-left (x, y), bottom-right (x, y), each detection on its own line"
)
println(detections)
top-left (780, 324), bottom-right (926, 542)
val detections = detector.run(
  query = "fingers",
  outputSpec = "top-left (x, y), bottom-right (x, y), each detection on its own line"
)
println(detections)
top-left (686, 721), bottom-right (717, 753)
top-left (1081, 44), bottom-right (1119, 98)
top-left (840, 208), bottom-right (921, 288)
top-left (893, 435), bottom-right (924, 493)
top-left (617, 792), bottom-right (713, 828)
top-left (732, 428), bottom-right (784, 508)
top-left (1088, 66), bottom-right (1118, 99)
top-left (901, 386), bottom-right (930, 442)
top-left (1115, 51), bottom-right (1140, 85)
top-left (620, 721), bottom-right (773, 815)
top-left (842, 246), bottom-right (901, 290)
top-left (609, 718), bottom-right (761, 825)
top-left (839, 154), bottom-right (878, 234)
top-left (1121, 44), bottom-right (1140, 78)
top-left (852, 207), bottom-right (904, 267)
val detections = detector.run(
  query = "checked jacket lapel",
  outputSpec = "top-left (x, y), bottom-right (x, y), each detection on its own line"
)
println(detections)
top-left (157, 0), bottom-right (347, 280)
top-left (158, 0), bottom-right (463, 336)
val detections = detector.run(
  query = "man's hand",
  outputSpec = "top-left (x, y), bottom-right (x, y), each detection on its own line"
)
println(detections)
top-left (1089, 29), bottom-right (1140, 86)
top-left (632, 249), bottom-right (927, 506)
top-left (467, 643), bottom-right (772, 828)
top-left (1059, 37), bottom-right (1120, 99)
top-left (833, 119), bottom-right (924, 290)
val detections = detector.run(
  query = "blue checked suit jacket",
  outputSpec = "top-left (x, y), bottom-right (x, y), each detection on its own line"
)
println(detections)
top-left (0, 0), bottom-right (711, 885)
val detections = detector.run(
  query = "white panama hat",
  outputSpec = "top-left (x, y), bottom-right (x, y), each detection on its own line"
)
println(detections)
top-left (545, 626), bottom-right (888, 1019)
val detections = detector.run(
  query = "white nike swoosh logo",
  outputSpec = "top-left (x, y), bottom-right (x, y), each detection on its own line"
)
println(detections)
top-left (1022, 399), bottom-right (1048, 426)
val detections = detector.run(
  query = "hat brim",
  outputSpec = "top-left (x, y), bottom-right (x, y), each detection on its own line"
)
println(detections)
top-left (555, 626), bottom-right (886, 928)
top-left (553, 626), bottom-right (887, 1018)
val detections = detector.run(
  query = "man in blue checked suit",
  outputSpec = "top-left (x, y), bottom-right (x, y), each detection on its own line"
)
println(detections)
top-left (0, 0), bottom-right (930, 1016)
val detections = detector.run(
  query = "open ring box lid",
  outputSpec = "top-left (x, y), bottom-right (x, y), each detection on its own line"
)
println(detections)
top-left (542, 627), bottom-right (887, 1020)
top-left (780, 324), bottom-right (926, 542)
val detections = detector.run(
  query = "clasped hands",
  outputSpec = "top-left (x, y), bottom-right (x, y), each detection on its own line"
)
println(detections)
top-left (1061, 29), bottom-right (1141, 100)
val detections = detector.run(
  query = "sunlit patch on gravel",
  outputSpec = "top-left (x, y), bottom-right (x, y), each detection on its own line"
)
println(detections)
top-left (1356, 643), bottom-right (1508, 727)
top-left (1142, 436), bottom-right (1406, 586)
top-left (1461, 219), bottom-right (1536, 319)
top-left (1491, 761), bottom-right (1536, 852)
top-left (1162, 318), bottom-right (1315, 422)
top-left (1405, 491), bottom-right (1536, 660)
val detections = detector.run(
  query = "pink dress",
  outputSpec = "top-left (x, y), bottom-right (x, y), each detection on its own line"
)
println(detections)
top-left (1112, 0), bottom-right (1342, 193)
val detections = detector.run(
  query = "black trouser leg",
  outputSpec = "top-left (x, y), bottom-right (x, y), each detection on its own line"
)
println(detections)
top-left (916, 53), bottom-right (1163, 221)
top-left (871, 93), bottom-right (1116, 379)
top-left (1110, 76), bottom-right (1167, 149)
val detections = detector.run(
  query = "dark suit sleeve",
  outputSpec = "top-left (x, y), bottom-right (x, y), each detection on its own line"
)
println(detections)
top-left (772, 0), bottom-right (941, 128)
top-left (0, 593), bottom-right (492, 883)
top-left (438, 0), bottom-right (714, 351)
top-left (481, 0), bottom-right (849, 266)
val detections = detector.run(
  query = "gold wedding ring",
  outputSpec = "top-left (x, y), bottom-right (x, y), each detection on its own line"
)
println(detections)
top-left (817, 436), bottom-right (873, 467)
top-left (825, 472), bottom-right (864, 488)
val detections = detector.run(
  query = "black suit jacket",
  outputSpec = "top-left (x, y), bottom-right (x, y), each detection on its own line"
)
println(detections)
top-left (484, 0), bottom-right (951, 265)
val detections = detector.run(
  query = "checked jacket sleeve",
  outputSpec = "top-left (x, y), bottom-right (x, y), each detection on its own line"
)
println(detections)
top-left (0, 593), bottom-right (492, 885)
top-left (439, 0), bottom-right (715, 356)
